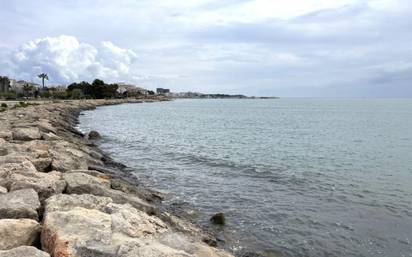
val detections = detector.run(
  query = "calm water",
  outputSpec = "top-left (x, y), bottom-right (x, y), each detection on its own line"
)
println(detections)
top-left (79, 99), bottom-right (412, 257)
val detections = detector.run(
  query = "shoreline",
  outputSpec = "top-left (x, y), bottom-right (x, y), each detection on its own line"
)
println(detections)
top-left (0, 99), bottom-right (236, 257)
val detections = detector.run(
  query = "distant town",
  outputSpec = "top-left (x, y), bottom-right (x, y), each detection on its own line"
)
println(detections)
top-left (0, 75), bottom-right (277, 100)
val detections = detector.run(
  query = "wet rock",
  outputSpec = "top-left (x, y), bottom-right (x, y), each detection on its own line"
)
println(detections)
top-left (0, 219), bottom-right (41, 250)
top-left (88, 130), bottom-right (101, 140)
top-left (210, 213), bottom-right (226, 225)
top-left (0, 246), bottom-right (50, 257)
top-left (0, 189), bottom-right (40, 220)
top-left (12, 128), bottom-right (42, 141)
top-left (159, 211), bottom-right (218, 246)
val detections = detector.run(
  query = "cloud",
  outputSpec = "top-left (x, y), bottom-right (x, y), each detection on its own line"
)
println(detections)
top-left (1, 0), bottom-right (411, 96)
top-left (8, 35), bottom-right (137, 84)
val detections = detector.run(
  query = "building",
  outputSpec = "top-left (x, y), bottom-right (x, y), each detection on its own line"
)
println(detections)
top-left (117, 84), bottom-right (149, 97)
top-left (156, 88), bottom-right (170, 95)
top-left (10, 79), bottom-right (40, 93)
top-left (0, 76), bottom-right (10, 93)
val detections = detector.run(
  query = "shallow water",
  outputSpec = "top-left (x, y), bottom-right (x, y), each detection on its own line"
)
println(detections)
top-left (79, 98), bottom-right (412, 257)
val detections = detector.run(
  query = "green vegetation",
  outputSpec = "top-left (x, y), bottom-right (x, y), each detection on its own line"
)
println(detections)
top-left (67, 79), bottom-right (118, 99)
top-left (38, 73), bottom-right (49, 89)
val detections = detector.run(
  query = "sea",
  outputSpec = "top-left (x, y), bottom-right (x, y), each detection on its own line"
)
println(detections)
top-left (78, 98), bottom-right (412, 257)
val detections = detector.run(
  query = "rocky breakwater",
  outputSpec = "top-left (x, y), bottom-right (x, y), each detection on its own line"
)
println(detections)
top-left (0, 99), bottom-right (234, 257)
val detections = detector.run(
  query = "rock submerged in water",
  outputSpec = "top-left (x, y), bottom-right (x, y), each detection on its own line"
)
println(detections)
top-left (211, 213), bottom-right (226, 225)
top-left (87, 130), bottom-right (101, 140)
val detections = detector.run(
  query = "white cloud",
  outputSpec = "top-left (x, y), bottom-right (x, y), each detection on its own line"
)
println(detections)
top-left (9, 35), bottom-right (137, 84)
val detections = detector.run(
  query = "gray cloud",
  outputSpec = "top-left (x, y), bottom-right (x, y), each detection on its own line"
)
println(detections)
top-left (0, 0), bottom-right (411, 96)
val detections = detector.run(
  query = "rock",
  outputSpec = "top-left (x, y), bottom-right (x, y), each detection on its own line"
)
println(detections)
top-left (0, 187), bottom-right (6, 194)
top-left (0, 219), bottom-right (41, 250)
top-left (49, 143), bottom-right (88, 172)
top-left (66, 169), bottom-right (111, 179)
top-left (210, 213), bottom-right (225, 225)
top-left (105, 203), bottom-right (168, 238)
top-left (0, 246), bottom-right (50, 257)
top-left (88, 130), bottom-right (101, 140)
top-left (41, 132), bottom-right (61, 141)
top-left (0, 131), bottom-right (12, 141)
top-left (30, 158), bottom-right (52, 172)
top-left (12, 128), bottom-right (41, 141)
top-left (0, 189), bottom-right (40, 220)
top-left (5, 171), bottom-right (66, 201)
top-left (121, 241), bottom-right (191, 257)
top-left (42, 207), bottom-right (113, 257)
top-left (63, 173), bottom-right (154, 213)
top-left (42, 194), bottom-right (168, 257)
top-left (158, 211), bottom-right (219, 247)
top-left (37, 120), bottom-right (57, 134)
top-left (0, 160), bottom-right (38, 178)
top-left (44, 194), bottom-right (113, 213)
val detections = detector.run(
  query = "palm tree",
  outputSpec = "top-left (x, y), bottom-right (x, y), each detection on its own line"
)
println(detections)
top-left (37, 73), bottom-right (49, 89)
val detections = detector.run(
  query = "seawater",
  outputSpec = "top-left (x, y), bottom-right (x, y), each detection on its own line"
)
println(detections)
top-left (79, 98), bottom-right (412, 257)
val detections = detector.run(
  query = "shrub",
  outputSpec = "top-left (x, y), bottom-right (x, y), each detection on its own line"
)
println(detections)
top-left (70, 88), bottom-right (84, 99)
top-left (1, 103), bottom-right (7, 108)
top-left (0, 91), bottom-right (17, 100)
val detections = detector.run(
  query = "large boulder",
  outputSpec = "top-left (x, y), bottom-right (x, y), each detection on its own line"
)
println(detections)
top-left (0, 246), bottom-right (50, 257)
top-left (36, 120), bottom-right (57, 134)
top-left (12, 127), bottom-right (42, 141)
top-left (0, 159), bottom-right (37, 175)
top-left (63, 173), bottom-right (154, 213)
top-left (42, 194), bottom-right (168, 257)
top-left (44, 194), bottom-right (113, 213)
top-left (0, 189), bottom-right (40, 220)
top-left (4, 171), bottom-right (66, 201)
top-left (42, 207), bottom-right (113, 257)
top-left (0, 219), bottom-right (41, 250)
top-left (49, 142), bottom-right (88, 172)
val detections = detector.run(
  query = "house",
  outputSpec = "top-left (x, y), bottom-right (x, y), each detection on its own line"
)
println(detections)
top-left (10, 79), bottom-right (40, 93)
top-left (156, 88), bottom-right (170, 95)
top-left (117, 84), bottom-right (149, 97)
top-left (0, 76), bottom-right (10, 93)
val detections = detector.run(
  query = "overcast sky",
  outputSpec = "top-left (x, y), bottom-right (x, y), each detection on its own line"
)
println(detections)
top-left (0, 0), bottom-right (411, 97)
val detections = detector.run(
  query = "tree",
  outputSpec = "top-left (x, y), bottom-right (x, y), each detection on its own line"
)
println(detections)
top-left (22, 83), bottom-right (34, 97)
top-left (70, 89), bottom-right (84, 99)
top-left (38, 73), bottom-right (49, 89)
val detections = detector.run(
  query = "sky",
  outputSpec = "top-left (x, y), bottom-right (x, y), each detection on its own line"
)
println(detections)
top-left (0, 0), bottom-right (411, 97)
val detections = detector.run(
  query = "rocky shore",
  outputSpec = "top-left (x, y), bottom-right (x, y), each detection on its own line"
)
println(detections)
top-left (0, 99), bottom-right (234, 257)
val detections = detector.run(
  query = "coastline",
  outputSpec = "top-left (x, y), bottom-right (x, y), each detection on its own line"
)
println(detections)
top-left (0, 99), bottom-right (235, 257)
